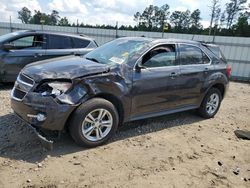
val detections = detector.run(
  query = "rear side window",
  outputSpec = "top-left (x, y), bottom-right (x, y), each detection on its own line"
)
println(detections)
top-left (48, 35), bottom-right (72, 49)
top-left (72, 38), bottom-right (90, 48)
top-left (206, 45), bottom-right (227, 62)
top-left (179, 44), bottom-right (210, 65)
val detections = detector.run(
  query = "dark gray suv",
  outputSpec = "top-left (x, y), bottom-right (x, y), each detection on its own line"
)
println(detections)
top-left (11, 37), bottom-right (230, 148)
top-left (0, 30), bottom-right (97, 82)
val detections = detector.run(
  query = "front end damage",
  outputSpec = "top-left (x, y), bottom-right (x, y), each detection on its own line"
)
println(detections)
top-left (11, 73), bottom-right (88, 149)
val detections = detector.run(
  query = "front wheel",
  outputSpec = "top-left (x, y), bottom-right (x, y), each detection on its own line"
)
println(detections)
top-left (198, 88), bottom-right (222, 119)
top-left (69, 98), bottom-right (119, 147)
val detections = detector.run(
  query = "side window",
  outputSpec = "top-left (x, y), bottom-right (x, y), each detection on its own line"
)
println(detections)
top-left (179, 44), bottom-right (210, 65)
top-left (10, 35), bottom-right (44, 49)
top-left (48, 35), bottom-right (72, 49)
top-left (142, 44), bottom-right (176, 68)
top-left (86, 41), bottom-right (98, 48)
top-left (72, 38), bottom-right (90, 48)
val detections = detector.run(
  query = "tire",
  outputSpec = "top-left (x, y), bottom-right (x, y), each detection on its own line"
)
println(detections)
top-left (198, 88), bottom-right (222, 119)
top-left (69, 98), bottom-right (119, 147)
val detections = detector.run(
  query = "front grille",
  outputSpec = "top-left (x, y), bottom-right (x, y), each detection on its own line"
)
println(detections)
top-left (12, 88), bottom-right (26, 99)
top-left (11, 73), bottom-right (34, 101)
top-left (19, 73), bottom-right (34, 86)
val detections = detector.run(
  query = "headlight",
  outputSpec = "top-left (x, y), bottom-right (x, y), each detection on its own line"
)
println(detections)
top-left (39, 81), bottom-right (72, 96)
top-left (48, 82), bottom-right (72, 94)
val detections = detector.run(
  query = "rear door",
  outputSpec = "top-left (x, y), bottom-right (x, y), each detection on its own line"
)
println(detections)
top-left (44, 34), bottom-right (78, 59)
top-left (1, 34), bottom-right (46, 82)
top-left (178, 43), bottom-right (214, 106)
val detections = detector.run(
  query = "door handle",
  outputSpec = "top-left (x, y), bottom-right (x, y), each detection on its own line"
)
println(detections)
top-left (169, 72), bottom-right (178, 79)
top-left (34, 53), bottom-right (43, 57)
top-left (204, 67), bottom-right (210, 74)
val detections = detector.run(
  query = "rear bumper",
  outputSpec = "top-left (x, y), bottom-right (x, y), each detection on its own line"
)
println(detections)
top-left (11, 92), bottom-right (76, 131)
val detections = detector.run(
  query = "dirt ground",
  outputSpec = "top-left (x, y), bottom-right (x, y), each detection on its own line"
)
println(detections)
top-left (0, 82), bottom-right (249, 188)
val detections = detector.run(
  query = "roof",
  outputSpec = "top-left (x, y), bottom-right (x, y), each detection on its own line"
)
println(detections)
top-left (13, 30), bottom-right (93, 41)
top-left (116, 37), bottom-right (202, 45)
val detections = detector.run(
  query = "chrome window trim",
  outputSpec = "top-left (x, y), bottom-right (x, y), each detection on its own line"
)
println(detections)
top-left (133, 42), bottom-right (213, 71)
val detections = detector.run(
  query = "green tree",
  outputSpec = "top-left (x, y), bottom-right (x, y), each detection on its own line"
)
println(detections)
top-left (134, 12), bottom-right (141, 27)
top-left (18, 7), bottom-right (31, 24)
top-left (226, 0), bottom-right (247, 28)
top-left (170, 10), bottom-right (191, 32)
top-left (50, 10), bottom-right (60, 25)
top-left (234, 10), bottom-right (250, 36)
top-left (190, 9), bottom-right (202, 29)
top-left (134, 4), bottom-right (170, 31)
top-left (29, 10), bottom-right (43, 24)
top-left (208, 0), bottom-right (220, 35)
top-left (58, 17), bottom-right (70, 26)
top-left (158, 4), bottom-right (170, 31)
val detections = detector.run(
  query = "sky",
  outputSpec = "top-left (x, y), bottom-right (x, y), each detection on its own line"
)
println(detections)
top-left (0, 0), bottom-right (249, 28)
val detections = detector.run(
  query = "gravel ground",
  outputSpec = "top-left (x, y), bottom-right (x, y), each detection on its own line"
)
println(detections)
top-left (0, 82), bottom-right (249, 188)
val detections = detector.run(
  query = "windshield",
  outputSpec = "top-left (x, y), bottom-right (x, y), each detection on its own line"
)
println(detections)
top-left (0, 32), bottom-right (19, 43)
top-left (85, 38), bottom-right (152, 65)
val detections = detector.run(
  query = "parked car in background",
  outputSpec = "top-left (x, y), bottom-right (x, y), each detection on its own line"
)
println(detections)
top-left (11, 37), bottom-right (230, 147)
top-left (0, 30), bottom-right (98, 82)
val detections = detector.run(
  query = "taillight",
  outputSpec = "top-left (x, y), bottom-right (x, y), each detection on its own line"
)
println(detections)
top-left (227, 64), bottom-right (231, 78)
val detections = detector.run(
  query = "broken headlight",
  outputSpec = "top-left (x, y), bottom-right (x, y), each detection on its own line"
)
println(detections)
top-left (37, 81), bottom-right (72, 97)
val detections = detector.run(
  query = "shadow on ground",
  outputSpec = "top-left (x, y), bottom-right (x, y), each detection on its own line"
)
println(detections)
top-left (0, 83), bottom-right (13, 90)
top-left (0, 111), bottom-right (204, 163)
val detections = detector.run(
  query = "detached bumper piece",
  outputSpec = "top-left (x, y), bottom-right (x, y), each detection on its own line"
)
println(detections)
top-left (29, 124), bottom-right (54, 151)
top-left (11, 93), bottom-right (75, 131)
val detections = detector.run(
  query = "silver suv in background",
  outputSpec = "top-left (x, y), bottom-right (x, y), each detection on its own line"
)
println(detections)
top-left (0, 30), bottom-right (98, 82)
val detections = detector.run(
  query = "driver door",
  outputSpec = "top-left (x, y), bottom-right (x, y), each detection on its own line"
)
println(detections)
top-left (1, 34), bottom-right (46, 82)
top-left (131, 44), bottom-right (182, 119)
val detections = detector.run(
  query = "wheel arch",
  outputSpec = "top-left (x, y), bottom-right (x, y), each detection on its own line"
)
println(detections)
top-left (211, 83), bottom-right (225, 98)
top-left (93, 93), bottom-right (124, 125)
top-left (64, 93), bottom-right (125, 132)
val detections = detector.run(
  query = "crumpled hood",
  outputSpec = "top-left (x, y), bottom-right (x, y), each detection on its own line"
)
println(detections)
top-left (22, 56), bottom-right (110, 82)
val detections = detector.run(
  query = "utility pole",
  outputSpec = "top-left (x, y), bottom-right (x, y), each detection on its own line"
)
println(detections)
top-left (9, 16), bottom-right (13, 32)
top-left (40, 19), bottom-right (45, 31)
top-left (161, 20), bottom-right (164, 38)
top-left (77, 19), bottom-right (79, 34)
top-left (115, 21), bottom-right (118, 38)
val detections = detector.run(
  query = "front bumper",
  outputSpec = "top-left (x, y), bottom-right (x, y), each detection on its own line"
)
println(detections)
top-left (11, 92), bottom-right (76, 131)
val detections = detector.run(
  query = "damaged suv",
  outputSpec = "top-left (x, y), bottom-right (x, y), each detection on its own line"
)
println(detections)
top-left (11, 37), bottom-right (230, 147)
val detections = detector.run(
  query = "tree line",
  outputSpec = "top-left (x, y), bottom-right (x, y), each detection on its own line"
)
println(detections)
top-left (17, 0), bottom-right (250, 37)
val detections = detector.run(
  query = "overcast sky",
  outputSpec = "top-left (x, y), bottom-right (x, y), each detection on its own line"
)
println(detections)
top-left (0, 0), bottom-right (249, 28)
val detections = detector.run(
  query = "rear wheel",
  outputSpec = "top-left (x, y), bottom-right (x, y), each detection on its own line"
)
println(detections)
top-left (69, 98), bottom-right (119, 147)
top-left (198, 88), bottom-right (222, 118)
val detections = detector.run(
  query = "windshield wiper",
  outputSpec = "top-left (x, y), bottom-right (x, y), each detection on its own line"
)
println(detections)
top-left (85, 57), bottom-right (100, 63)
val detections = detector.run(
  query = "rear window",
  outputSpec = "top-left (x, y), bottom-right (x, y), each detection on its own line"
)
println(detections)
top-left (205, 45), bottom-right (226, 62)
top-left (72, 38), bottom-right (90, 48)
top-left (48, 35), bottom-right (72, 49)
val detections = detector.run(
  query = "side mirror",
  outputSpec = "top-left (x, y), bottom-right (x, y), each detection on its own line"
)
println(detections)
top-left (135, 59), bottom-right (146, 72)
top-left (2, 43), bottom-right (15, 51)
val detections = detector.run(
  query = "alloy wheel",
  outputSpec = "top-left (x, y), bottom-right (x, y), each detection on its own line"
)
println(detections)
top-left (206, 93), bottom-right (219, 115)
top-left (81, 108), bottom-right (113, 142)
